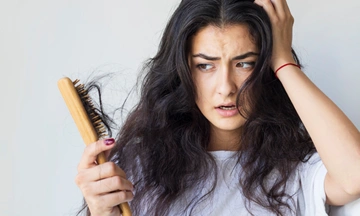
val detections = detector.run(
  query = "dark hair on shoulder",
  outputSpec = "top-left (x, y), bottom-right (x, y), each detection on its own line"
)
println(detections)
top-left (78, 0), bottom-right (315, 215)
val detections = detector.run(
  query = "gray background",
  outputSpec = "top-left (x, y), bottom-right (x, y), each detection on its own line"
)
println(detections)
top-left (1, 0), bottom-right (359, 215)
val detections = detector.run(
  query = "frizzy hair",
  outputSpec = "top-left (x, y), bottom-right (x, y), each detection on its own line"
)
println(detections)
top-left (77, 0), bottom-right (315, 215)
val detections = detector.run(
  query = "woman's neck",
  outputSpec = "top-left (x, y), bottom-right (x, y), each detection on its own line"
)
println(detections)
top-left (207, 127), bottom-right (242, 151)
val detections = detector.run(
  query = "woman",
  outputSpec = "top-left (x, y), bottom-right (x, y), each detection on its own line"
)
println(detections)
top-left (75, 0), bottom-right (360, 215)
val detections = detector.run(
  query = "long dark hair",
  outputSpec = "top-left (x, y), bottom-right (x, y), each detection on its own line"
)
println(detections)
top-left (78, 0), bottom-right (315, 215)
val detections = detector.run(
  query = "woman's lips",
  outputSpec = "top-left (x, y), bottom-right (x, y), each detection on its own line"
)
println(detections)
top-left (215, 105), bottom-right (238, 117)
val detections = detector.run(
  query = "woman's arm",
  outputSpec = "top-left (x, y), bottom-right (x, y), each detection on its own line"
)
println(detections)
top-left (255, 0), bottom-right (360, 205)
top-left (277, 62), bottom-right (360, 205)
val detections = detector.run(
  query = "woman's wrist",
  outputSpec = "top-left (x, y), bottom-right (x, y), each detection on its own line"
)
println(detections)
top-left (272, 55), bottom-right (296, 72)
top-left (274, 63), bottom-right (300, 78)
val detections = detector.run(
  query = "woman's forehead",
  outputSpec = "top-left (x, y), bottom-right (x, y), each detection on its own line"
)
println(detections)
top-left (189, 24), bottom-right (258, 57)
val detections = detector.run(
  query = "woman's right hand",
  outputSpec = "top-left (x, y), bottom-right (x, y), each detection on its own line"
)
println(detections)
top-left (75, 138), bottom-right (134, 216)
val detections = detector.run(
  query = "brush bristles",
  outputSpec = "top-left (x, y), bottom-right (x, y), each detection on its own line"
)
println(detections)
top-left (73, 79), bottom-right (108, 139)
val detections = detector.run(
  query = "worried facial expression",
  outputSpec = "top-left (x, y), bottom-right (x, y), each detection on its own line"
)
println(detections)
top-left (189, 24), bottom-right (258, 135)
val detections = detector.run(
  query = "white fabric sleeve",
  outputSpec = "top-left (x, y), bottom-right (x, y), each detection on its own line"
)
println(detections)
top-left (329, 196), bottom-right (360, 216)
top-left (298, 152), bottom-right (329, 216)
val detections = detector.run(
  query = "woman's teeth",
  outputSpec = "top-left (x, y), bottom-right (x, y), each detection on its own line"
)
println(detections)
top-left (219, 106), bottom-right (235, 110)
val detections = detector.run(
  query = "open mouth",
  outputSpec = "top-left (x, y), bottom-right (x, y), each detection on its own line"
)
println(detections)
top-left (218, 105), bottom-right (236, 110)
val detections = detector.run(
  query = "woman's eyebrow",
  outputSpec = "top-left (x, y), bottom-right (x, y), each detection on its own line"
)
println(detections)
top-left (192, 52), bottom-right (259, 61)
top-left (232, 52), bottom-right (259, 60)
top-left (192, 53), bottom-right (220, 61)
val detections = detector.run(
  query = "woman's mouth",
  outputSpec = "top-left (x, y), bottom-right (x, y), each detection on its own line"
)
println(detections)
top-left (218, 105), bottom-right (236, 110)
top-left (216, 105), bottom-right (238, 117)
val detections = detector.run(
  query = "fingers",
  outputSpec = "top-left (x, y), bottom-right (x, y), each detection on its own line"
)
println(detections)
top-left (102, 190), bottom-right (134, 206)
top-left (78, 174), bottom-right (134, 198)
top-left (92, 176), bottom-right (134, 195)
top-left (87, 190), bottom-right (134, 209)
top-left (75, 138), bottom-right (133, 216)
top-left (254, 0), bottom-right (277, 19)
top-left (75, 161), bottom-right (134, 212)
top-left (84, 187), bottom-right (133, 216)
top-left (76, 162), bottom-right (127, 182)
top-left (254, 0), bottom-right (292, 20)
top-left (78, 138), bottom-right (116, 170)
top-left (270, 0), bottom-right (286, 18)
top-left (254, 0), bottom-right (294, 70)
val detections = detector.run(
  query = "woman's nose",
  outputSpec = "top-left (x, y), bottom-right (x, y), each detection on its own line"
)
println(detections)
top-left (216, 66), bottom-right (237, 97)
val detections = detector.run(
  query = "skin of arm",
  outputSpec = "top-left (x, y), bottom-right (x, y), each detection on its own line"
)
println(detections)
top-left (255, 0), bottom-right (360, 205)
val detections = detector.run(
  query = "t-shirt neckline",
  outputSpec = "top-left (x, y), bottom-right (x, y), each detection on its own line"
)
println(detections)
top-left (208, 150), bottom-right (237, 160)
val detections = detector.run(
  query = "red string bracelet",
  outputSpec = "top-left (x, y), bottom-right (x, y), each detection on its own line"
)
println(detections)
top-left (274, 63), bottom-right (300, 78)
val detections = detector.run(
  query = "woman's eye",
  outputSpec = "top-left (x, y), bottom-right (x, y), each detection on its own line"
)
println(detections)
top-left (236, 62), bottom-right (255, 69)
top-left (196, 64), bottom-right (213, 71)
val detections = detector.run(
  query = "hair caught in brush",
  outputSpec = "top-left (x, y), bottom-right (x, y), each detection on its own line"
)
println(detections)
top-left (75, 76), bottom-right (118, 216)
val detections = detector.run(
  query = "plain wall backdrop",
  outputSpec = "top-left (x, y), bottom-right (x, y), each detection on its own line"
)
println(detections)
top-left (1, 0), bottom-right (359, 215)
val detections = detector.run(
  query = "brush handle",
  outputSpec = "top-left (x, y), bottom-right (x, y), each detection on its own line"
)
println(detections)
top-left (58, 77), bottom-right (132, 216)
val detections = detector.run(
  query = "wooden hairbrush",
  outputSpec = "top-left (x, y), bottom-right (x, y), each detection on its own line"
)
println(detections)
top-left (58, 77), bottom-right (132, 216)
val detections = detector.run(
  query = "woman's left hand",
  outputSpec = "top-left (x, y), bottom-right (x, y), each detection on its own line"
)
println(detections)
top-left (254, 0), bottom-right (295, 71)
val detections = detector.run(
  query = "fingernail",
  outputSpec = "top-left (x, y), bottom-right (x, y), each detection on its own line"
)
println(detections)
top-left (104, 138), bottom-right (115, 145)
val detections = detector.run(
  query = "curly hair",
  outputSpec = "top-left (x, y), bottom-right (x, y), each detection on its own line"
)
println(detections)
top-left (78, 0), bottom-right (315, 215)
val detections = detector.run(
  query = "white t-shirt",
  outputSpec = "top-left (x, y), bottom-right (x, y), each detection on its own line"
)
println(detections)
top-left (168, 151), bottom-right (329, 216)
top-left (329, 198), bottom-right (360, 216)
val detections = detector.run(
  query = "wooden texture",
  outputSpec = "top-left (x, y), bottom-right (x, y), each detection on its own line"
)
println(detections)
top-left (58, 77), bottom-right (132, 216)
